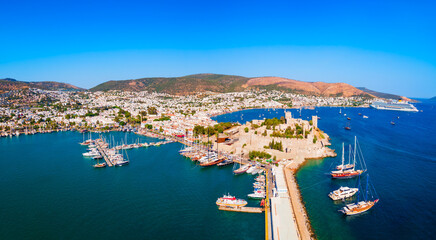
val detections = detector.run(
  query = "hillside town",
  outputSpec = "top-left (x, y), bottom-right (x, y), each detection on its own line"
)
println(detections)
top-left (0, 88), bottom-right (373, 137)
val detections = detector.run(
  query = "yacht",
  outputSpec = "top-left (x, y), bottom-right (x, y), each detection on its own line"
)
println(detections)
top-left (328, 186), bottom-right (358, 200)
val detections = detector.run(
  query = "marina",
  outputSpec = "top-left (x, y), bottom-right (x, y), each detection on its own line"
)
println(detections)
top-left (0, 104), bottom-right (433, 240)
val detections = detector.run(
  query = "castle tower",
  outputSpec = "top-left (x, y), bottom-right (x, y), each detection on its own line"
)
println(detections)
top-left (312, 115), bottom-right (318, 129)
top-left (285, 111), bottom-right (293, 124)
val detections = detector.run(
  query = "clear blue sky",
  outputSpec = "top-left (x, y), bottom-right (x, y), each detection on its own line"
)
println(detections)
top-left (0, 0), bottom-right (435, 97)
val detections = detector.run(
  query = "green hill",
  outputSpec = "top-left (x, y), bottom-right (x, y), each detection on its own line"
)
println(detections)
top-left (90, 74), bottom-right (248, 95)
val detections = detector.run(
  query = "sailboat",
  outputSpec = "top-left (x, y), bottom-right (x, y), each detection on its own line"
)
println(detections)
top-left (340, 175), bottom-right (379, 215)
top-left (331, 137), bottom-right (365, 179)
top-left (335, 144), bottom-right (354, 170)
top-left (93, 152), bottom-right (106, 168)
top-left (233, 157), bottom-right (249, 175)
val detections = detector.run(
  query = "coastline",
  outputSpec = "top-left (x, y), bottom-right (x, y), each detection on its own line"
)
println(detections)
top-left (284, 160), bottom-right (315, 239)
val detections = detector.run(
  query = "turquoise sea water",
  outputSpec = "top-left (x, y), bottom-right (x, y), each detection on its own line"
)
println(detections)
top-left (0, 132), bottom-right (264, 239)
top-left (213, 101), bottom-right (436, 240)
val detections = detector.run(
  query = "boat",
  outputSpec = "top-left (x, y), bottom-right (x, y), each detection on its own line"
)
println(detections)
top-left (217, 159), bottom-right (234, 167)
top-left (199, 157), bottom-right (225, 167)
top-left (340, 175), bottom-right (379, 215)
top-left (248, 191), bottom-right (266, 200)
top-left (347, 117), bottom-right (351, 120)
top-left (336, 145), bottom-right (354, 170)
top-left (370, 100), bottom-right (418, 112)
top-left (391, 121), bottom-right (395, 125)
top-left (363, 115), bottom-right (368, 119)
top-left (233, 164), bottom-right (250, 175)
top-left (216, 194), bottom-right (247, 207)
top-left (93, 162), bottom-right (107, 168)
top-left (344, 122), bottom-right (351, 130)
top-left (115, 159), bottom-right (129, 166)
top-left (246, 165), bottom-right (256, 174)
top-left (328, 186), bottom-right (358, 200)
top-left (331, 138), bottom-right (366, 179)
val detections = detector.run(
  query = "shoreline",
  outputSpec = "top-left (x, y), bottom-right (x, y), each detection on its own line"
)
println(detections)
top-left (284, 160), bottom-right (316, 239)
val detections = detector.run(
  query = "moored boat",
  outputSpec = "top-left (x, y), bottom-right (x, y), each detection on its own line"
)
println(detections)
top-left (331, 138), bottom-right (366, 179)
top-left (216, 194), bottom-right (247, 207)
top-left (340, 175), bottom-right (379, 215)
top-left (93, 162), bottom-right (107, 168)
top-left (328, 186), bottom-right (358, 200)
top-left (233, 164), bottom-right (250, 175)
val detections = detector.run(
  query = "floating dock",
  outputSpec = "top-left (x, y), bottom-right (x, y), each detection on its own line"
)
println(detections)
top-left (218, 206), bottom-right (264, 213)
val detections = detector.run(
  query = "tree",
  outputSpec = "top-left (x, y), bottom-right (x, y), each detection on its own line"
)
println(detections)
top-left (147, 106), bottom-right (157, 115)
top-left (244, 127), bottom-right (249, 133)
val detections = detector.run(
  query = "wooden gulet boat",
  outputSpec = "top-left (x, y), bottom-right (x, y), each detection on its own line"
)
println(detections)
top-left (331, 137), bottom-right (366, 179)
top-left (340, 175), bottom-right (379, 216)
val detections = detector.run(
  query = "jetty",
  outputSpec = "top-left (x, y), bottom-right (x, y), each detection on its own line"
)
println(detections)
top-left (218, 206), bottom-right (264, 213)
top-left (94, 140), bottom-right (113, 167)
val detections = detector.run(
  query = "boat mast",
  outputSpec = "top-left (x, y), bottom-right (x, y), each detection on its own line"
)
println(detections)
top-left (341, 142), bottom-right (345, 171)
top-left (365, 175), bottom-right (369, 202)
top-left (353, 136), bottom-right (357, 170)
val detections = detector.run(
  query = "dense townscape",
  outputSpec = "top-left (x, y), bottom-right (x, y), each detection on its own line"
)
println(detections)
top-left (0, 89), bottom-right (373, 137)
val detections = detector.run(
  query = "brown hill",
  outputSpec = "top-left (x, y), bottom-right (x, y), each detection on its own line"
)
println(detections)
top-left (245, 77), bottom-right (370, 97)
top-left (0, 78), bottom-right (84, 94)
top-left (91, 74), bottom-right (375, 97)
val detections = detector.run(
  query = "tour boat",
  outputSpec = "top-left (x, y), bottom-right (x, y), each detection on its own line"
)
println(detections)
top-left (216, 194), bottom-right (247, 207)
top-left (340, 175), bottom-right (379, 215)
top-left (328, 186), bottom-right (358, 201)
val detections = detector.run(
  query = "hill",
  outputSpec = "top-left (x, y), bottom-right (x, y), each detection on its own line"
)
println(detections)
top-left (430, 96), bottom-right (436, 101)
top-left (91, 74), bottom-right (372, 97)
top-left (246, 77), bottom-right (370, 97)
top-left (357, 87), bottom-right (414, 102)
top-left (90, 74), bottom-right (248, 94)
top-left (0, 78), bottom-right (84, 94)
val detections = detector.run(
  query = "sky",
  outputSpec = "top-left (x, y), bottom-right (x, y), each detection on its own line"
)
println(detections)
top-left (0, 0), bottom-right (435, 97)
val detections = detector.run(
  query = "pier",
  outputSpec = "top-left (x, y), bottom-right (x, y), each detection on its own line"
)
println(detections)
top-left (94, 139), bottom-right (113, 167)
top-left (218, 206), bottom-right (264, 213)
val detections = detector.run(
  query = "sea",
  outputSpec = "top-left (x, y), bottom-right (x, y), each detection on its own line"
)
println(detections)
top-left (1, 101), bottom-right (435, 240)
top-left (213, 100), bottom-right (436, 240)
top-left (0, 131), bottom-right (263, 239)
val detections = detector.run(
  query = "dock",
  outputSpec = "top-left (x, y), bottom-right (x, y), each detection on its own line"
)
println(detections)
top-left (95, 140), bottom-right (113, 167)
top-left (218, 206), bottom-right (264, 213)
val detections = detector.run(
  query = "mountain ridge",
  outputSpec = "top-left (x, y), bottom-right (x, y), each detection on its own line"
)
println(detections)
top-left (0, 78), bottom-right (84, 94)
top-left (90, 73), bottom-right (373, 97)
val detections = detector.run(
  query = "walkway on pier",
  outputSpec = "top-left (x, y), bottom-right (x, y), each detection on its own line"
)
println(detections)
top-left (95, 141), bottom-right (113, 167)
top-left (270, 166), bottom-right (299, 240)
